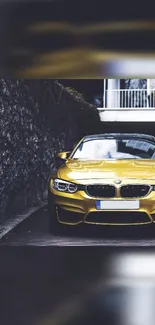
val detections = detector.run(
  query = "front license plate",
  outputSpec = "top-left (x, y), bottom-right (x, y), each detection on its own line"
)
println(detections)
top-left (96, 200), bottom-right (140, 210)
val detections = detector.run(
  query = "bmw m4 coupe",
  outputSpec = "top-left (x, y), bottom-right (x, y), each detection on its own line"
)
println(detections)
top-left (48, 133), bottom-right (155, 232)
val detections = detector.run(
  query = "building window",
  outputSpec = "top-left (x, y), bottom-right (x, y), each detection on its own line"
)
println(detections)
top-left (147, 79), bottom-right (155, 108)
top-left (120, 79), bottom-right (125, 89)
top-left (123, 79), bottom-right (146, 108)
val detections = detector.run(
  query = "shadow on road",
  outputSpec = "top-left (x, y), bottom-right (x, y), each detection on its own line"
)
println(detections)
top-left (1, 205), bottom-right (155, 245)
top-left (56, 223), bottom-right (155, 241)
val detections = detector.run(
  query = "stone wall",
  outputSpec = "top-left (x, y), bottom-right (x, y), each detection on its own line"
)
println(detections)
top-left (0, 79), bottom-right (101, 221)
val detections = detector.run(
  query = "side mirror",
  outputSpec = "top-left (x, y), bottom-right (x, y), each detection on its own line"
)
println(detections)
top-left (56, 151), bottom-right (71, 161)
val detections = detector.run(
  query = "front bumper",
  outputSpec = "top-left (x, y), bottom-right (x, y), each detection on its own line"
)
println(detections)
top-left (48, 187), bottom-right (155, 226)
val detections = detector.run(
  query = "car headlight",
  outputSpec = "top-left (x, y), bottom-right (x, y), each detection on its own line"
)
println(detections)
top-left (52, 179), bottom-right (78, 193)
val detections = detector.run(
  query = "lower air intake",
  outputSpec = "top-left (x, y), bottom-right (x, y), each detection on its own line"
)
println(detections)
top-left (85, 211), bottom-right (150, 224)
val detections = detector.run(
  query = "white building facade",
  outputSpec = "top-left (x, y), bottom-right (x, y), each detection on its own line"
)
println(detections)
top-left (99, 79), bottom-right (155, 122)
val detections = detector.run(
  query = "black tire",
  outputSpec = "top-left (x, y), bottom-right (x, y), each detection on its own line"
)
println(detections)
top-left (48, 191), bottom-right (59, 234)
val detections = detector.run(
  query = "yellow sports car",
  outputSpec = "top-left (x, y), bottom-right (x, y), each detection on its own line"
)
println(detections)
top-left (48, 133), bottom-right (155, 232)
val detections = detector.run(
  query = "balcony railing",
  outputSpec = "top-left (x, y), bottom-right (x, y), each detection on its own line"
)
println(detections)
top-left (103, 89), bottom-right (155, 108)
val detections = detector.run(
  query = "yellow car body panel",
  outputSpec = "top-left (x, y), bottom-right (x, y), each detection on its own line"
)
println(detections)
top-left (48, 134), bottom-right (155, 226)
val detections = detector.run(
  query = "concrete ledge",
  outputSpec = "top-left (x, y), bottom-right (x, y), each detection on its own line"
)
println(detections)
top-left (99, 109), bottom-right (155, 122)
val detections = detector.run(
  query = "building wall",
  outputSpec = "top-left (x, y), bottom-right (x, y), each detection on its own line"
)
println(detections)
top-left (150, 79), bottom-right (155, 89)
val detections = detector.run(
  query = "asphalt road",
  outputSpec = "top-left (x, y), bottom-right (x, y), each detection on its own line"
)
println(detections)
top-left (1, 208), bottom-right (155, 325)
top-left (0, 246), bottom-right (116, 325)
top-left (3, 245), bottom-right (150, 325)
top-left (1, 205), bottom-right (155, 246)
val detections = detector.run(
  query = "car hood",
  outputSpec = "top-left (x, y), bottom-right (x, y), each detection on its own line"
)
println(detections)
top-left (58, 159), bottom-right (155, 182)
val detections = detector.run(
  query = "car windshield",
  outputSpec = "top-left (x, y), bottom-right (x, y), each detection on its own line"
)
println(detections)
top-left (71, 138), bottom-right (155, 160)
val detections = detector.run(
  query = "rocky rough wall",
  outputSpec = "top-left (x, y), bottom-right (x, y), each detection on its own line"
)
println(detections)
top-left (0, 79), bottom-right (100, 221)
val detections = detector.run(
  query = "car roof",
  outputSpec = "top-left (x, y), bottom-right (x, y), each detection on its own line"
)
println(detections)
top-left (83, 133), bottom-right (155, 142)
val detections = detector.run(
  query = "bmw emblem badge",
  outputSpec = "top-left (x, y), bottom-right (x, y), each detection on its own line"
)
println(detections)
top-left (115, 180), bottom-right (121, 184)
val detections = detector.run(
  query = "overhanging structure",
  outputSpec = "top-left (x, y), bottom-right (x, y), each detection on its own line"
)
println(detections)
top-left (98, 79), bottom-right (155, 122)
